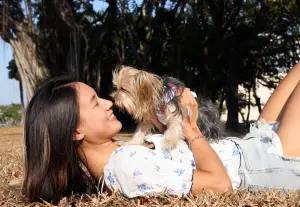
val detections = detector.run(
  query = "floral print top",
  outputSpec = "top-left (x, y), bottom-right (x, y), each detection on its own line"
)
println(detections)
top-left (103, 133), bottom-right (245, 198)
top-left (103, 134), bottom-right (196, 198)
top-left (103, 120), bottom-right (284, 198)
top-left (104, 134), bottom-right (246, 198)
top-left (104, 134), bottom-right (241, 198)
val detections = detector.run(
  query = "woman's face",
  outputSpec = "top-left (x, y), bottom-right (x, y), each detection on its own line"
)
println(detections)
top-left (75, 82), bottom-right (122, 144)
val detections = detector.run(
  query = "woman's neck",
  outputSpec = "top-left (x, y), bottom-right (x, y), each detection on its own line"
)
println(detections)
top-left (78, 139), bottom-right (119, 179)
top-left (77, 139), bottom-right (155, 179)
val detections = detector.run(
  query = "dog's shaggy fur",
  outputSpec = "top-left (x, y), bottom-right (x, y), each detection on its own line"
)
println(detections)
top-left (111, 66), bottom-right (222, 149)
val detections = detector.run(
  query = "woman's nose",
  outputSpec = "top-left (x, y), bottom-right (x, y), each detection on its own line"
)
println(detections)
top-left (99, 98), bottom-right (113, 110)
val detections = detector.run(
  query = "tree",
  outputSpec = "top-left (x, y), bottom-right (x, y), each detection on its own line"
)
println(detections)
top-left (7, 59), bottom-right (25, 120)
top-left (0, 0), bottom-right (50, 101)
top-left (0, 104), bottom-right (22, 125)
top-left (1, 0), bottom-right (300, 131)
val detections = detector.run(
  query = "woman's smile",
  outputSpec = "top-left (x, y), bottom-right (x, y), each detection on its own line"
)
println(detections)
top-left (108, 113), bottom-right (117, 121)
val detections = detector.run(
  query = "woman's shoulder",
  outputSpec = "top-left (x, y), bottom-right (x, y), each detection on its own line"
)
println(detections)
top-left (108, 145), bottom-right (145, 161)
top-left (106, 145), bottom-right (159, 167)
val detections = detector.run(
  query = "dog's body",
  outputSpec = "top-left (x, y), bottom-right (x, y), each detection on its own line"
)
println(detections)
top-left (111, 66), bottom-right (196, 150)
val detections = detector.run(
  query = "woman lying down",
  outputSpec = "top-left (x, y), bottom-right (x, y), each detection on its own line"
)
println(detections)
top-left (23, 63), bottom-right (300, 202)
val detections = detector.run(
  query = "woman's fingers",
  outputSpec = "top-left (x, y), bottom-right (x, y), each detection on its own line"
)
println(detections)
top-left (179, 88), bottom-right (199, 125)
top-left (180, 88), bottom-right (191, 104)
top-left (180, 88), bottom-right (198, 109)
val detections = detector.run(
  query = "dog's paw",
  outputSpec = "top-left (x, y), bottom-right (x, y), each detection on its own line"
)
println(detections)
top-left (162, 139), bottom-right (179, 150)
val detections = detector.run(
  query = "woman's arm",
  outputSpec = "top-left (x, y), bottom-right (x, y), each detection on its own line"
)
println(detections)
top-left (186, 127), bottom-right (232, 193)
top-left (180, 88), bottom-right (232, 194)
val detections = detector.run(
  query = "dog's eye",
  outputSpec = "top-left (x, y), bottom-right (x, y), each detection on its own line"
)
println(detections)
top-left (121, 87), bottom-right (127, 92)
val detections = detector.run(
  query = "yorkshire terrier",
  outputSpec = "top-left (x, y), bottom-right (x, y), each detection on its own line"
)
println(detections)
top-left (110, 66), bottom-right (199, 150)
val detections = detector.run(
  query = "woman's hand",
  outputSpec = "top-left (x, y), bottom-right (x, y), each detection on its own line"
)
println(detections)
top-left (179, 88), bottom-right (201, 140)
top-left (179, 89), bottom-right (232, 194)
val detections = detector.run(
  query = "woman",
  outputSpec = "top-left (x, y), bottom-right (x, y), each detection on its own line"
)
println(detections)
top-left (23, 63), bottom-right (300, 202)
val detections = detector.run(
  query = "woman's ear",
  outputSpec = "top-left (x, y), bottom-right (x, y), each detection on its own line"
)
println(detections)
top-left (73, 129), bottom-right (84, 141)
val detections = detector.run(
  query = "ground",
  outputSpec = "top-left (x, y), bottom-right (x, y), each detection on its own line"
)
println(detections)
top-left (0, 127), bottom-right (300, 207)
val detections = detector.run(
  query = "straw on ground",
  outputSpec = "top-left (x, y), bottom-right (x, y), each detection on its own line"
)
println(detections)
top-left (0, 127), bottom-right (300, 207)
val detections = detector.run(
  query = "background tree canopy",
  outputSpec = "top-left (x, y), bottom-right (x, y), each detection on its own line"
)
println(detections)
top-left (1, 0), bottom-right (300, 131)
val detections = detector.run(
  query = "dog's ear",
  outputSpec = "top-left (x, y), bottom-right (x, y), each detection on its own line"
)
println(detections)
top-left (135, 71), bottom-right (162, 103)
top-left (134, 71), bottom-right (163, 118)
top-left (112, 66), bottom-right (123, 89)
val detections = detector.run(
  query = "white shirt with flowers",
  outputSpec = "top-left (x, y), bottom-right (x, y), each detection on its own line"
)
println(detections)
top-left (103, 134), bottom-right (195, 197)
top-left (103, 134), bottom-right (242, 198)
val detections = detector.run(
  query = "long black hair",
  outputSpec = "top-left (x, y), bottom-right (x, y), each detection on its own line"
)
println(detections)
top-left (23, 76), bottom-right (95, 203)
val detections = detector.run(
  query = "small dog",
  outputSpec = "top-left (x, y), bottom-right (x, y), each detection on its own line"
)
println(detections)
top-left (111, 66), bottom-right (197, 150)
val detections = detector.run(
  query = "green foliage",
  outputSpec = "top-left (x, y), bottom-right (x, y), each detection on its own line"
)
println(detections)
top-left (7, 59), bottom-right (19, 80)
top-left (0, 104), bottom-right (22, 125)
top-left (1, 0), bottom-right (300, 130)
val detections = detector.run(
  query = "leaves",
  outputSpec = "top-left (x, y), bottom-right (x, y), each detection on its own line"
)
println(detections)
top-left (1, 0), bottom-right (300, 129)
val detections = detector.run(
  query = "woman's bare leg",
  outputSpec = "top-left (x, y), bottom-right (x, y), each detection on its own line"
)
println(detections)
top-left (275, 81), bottom-right (300, 156)
top-left (258, 63), bottom-right (300, 122)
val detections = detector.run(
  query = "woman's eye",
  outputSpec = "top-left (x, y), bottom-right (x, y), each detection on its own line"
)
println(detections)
top-left (95, 102), bottom-right (99, 107)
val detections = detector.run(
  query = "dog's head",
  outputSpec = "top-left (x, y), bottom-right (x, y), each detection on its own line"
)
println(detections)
top-left (111, 66), bottom-right (163, 121)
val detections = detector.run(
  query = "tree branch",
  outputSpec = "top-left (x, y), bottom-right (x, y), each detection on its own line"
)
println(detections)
top-left (25, 0), bottom-right (33, 32)
top-left (221, 0), bottom-right (243, 33)
top-left (52, 0), bottom-right (78, 30)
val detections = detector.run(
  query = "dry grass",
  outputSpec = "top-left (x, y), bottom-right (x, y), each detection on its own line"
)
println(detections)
top-left (0, 127), bottom-right (300, 207)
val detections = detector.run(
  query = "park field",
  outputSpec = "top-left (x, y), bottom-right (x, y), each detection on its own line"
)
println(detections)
top-left (0, 127), bottom-right (300, 206)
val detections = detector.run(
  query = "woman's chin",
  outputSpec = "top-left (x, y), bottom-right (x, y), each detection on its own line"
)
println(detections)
top-left (105, 119), bottom-right (122, 137)
top-left (113, 120), bottom-right (122, 132)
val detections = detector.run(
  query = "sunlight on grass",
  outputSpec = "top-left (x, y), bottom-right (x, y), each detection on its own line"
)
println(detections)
top-left (0, 127), bottom-right (299, 206)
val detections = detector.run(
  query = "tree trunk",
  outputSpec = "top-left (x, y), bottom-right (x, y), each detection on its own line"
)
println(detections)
top-left (218, 91), bottom-right (225, 117)
top-left (226, 80), bottom-right (239, 131)
top-left (246, 86), bottom-right (251, 122)
top-left (140, 0), bottom-right (153, 70)
top-left (19, 80), bottom-right (25, 123)
top-left (99, 0), bottom-right (117, 98)
top-left (253, 81), bottom-right (262, 113)
top-left (225, 55), bottom-right (240, 131)
top-left (8, 21), bottom-right (50, 102)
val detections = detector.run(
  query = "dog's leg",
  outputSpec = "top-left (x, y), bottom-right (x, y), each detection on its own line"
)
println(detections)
top-left (162, 104), bottom-right (184, 150)
top-left (118, 121), bottom-right (153, 146)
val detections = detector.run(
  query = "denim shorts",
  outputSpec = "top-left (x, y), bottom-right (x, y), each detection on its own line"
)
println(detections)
top-left (231, 119), bottom-right (300, 190)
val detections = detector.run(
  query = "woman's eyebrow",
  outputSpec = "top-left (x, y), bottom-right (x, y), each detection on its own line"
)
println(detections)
top-left (90, 94), bottom-right (96, 104)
